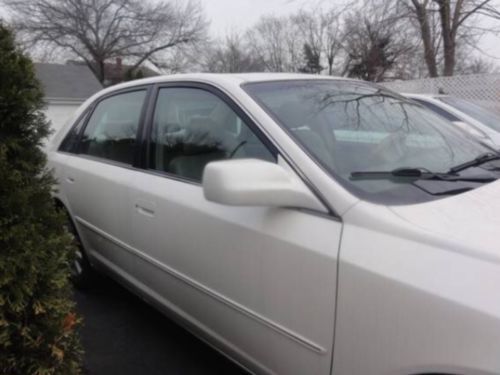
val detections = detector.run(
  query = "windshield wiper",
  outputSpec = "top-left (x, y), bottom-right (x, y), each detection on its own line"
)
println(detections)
top-left (350, 167), bottom-right (496, 182)
top-left (448, 152), bottom-right (500, 174)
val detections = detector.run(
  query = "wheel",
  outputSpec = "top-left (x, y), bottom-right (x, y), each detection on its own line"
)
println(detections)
top-left (63, 210), bottom-right (95, 289)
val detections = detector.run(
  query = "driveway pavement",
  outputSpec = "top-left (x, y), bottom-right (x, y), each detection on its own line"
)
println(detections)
top-left (74, 277), bottom-right (247, 375)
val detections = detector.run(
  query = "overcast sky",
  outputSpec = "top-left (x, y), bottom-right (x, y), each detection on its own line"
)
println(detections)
top-left (200, 0), bottom-right (500, 61)
top-left (201, 0), bottom-right (306, 36)
top-left (0, 0), bottom-right (498, 61)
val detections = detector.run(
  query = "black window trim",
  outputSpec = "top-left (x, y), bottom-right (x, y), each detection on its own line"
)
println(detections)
top-left (58, 84), bottom-right (153, 170)
top-left (138, 82), bottom-right (279, 182)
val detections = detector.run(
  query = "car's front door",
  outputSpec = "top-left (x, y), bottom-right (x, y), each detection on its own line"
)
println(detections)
top-left (61, 88), bottom-right (148, 271)
top-left (129, 85), bottom-right (341, 375)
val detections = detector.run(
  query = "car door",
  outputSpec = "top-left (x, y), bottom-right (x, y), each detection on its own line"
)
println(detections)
top-left (129, 85), bottom-right (341, 375)
top-left (60, 88), bottom-right (149, 272)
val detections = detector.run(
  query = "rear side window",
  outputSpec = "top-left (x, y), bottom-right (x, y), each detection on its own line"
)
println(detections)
top-left (78, 90), bottom-right (146, 165)
top-left (59, 110), bottom-right (89, 152)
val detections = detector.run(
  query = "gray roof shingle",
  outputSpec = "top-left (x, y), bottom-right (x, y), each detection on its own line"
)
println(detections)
top-left (34, 63), bottom-right (103, 100)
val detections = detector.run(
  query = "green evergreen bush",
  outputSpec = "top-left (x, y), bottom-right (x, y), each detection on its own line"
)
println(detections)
top-left (0, 23), bottom-right (82, 374)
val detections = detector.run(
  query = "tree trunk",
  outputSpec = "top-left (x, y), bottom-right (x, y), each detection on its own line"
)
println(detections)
top-left (411, 0), bottom-right (439, 77)
top-left (86, 58), bottom-right (106, 84)
top-left (96, 59), bottom-right (106, 84)
top-left (442, 42), bottom-right (455, 76)
top-left (327, 55), bottom-right (334, 75)
top-left (435, 0), bottom-right (456, 76)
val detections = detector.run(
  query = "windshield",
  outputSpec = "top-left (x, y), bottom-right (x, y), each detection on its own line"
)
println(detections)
top-left (439, 96), bottom-right (500, 133)
top-left (244, 80), bottom-right (495, 204)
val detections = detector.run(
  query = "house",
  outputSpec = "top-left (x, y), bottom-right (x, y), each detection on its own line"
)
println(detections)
top-left (101, 58), bottom-right (159, 86)
top-left (67, 58), bottom-right (160, 87)
top-left (34, 63), bottom-right (102, 138)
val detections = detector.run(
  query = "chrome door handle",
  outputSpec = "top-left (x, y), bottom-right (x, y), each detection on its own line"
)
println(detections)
top-left (66, 177), bottom-right (75, 183)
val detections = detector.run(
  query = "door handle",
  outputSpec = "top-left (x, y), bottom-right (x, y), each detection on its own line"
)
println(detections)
top-left (66, 177), bottom-right (75, 183)
top-left (135, 200), bottom-right (156, 217)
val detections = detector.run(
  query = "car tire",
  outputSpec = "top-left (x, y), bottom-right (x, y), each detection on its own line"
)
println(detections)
top-left (63, 210), bottom-right (95, 289)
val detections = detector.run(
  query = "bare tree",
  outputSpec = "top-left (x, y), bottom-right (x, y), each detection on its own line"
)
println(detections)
top-left (293, 10), bottom-right (325, 73)
top-left (402, 0), bottom-right (440, 77)
top-left (292, 8), bottom-right (345, 75)
top-left (342, 2), bottom-right (416, 81)
top-left (245, 7), bottom-right (345, 75)
top-left (400, 0), bottom-right (500, 76)
top-left (203, 34), bottom-right (265, 73)
top-left (149, 44), bottom-right (203, 74)
top-left (455, 49), bottom-right (499, 74)
top-left (322, 9), bottom-right (345, 75)
top-left (3, 0), bottom-right (208, 83)
top-left (246, 15), bottom-right (303, 72)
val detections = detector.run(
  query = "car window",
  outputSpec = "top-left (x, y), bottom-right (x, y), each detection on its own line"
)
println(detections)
top-left (149, 87), bottom-right (275, 182)
top-left (78, 90), bottom-right (147, 164)
top-left (244, 80), bottom-right (492, 205)
top-left (439, 96), bottom-right (500, 132)
top-left (412, 98), bottom-right (461, 122)
top-left (59, 110), bottom-right (89, 153)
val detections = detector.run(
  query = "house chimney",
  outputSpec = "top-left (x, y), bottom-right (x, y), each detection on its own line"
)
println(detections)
top-left (116, 57), bottom-right (122, 72)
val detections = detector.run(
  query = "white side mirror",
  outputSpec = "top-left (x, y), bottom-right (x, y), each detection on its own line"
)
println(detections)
top-left (202, 159), bottom-right (327, 212)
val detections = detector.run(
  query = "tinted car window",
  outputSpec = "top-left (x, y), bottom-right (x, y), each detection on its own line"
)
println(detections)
top-left (59, 110), bottom-right (89, 153)
top-left (150, 87), bottom-right (274, 182)
top-left (79, 90), bottom-right (146, 164)
top-left (440, 96), bottom-right (500, 132)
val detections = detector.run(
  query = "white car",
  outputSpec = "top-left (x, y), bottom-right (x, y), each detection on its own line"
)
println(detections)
top-left (49, 73), bottom-right (500, 375)
top-left (405, 93), bottom-right (500, 147)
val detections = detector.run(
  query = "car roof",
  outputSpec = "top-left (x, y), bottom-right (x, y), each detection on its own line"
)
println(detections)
top-left (98, 72), bottom-right (346, 93)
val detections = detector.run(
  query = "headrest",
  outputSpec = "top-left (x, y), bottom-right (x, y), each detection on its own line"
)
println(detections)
top-left (183, 117), bottom-right (224, 155)
top-left (101, 121), bottom-right (136, 139)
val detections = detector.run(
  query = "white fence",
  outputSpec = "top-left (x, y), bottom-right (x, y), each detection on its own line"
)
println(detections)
top-left (382, 74), bottom-right (500, 113)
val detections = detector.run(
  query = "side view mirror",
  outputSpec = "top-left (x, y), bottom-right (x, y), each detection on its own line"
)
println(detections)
top-left (202, 159), bottom-right (327, 212)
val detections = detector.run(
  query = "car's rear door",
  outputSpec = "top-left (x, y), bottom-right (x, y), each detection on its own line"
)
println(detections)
top-left (129, 84), bottom-right (341, 375)
top-left (59, 87), bottom-right (150, 272)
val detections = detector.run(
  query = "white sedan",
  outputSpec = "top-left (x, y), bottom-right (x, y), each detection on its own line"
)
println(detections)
top-left (405, 93), bottom-right (500, 147)
top-left (49, 73), bottom-right (500, 375)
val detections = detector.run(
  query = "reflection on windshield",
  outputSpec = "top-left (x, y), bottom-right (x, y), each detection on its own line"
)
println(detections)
top-left (439, 96), bottom-right (500, 133)
top-left (244, 80), bottom-right (492, 204)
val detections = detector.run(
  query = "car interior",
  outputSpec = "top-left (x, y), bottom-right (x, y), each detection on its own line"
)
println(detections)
top-left (150, 94), bottom-right (274, 181)
top-left (79, 92), bottom-right (145, 164)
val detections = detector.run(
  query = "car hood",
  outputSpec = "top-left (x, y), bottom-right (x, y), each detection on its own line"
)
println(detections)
top-left (388, 179), bottom-right (500, 262)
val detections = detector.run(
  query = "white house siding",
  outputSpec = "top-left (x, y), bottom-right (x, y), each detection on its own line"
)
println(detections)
top-left (44, 99), bottom-right (84, 141)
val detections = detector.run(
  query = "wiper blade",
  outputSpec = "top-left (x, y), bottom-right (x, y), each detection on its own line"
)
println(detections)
top-left (350, 167), bottom-right (496, 182)
top-left (351, 167), bottom-right (431, 179)
top-left (448, 152), bottom-right (500, 174)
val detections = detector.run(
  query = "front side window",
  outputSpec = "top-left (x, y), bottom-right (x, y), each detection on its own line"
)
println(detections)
top-left (79, 90), bottom-right (146, 164)
top-left (244, 80), bottom-right (497, 204)
top-left (149, 87), bottom-right (274, 182)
